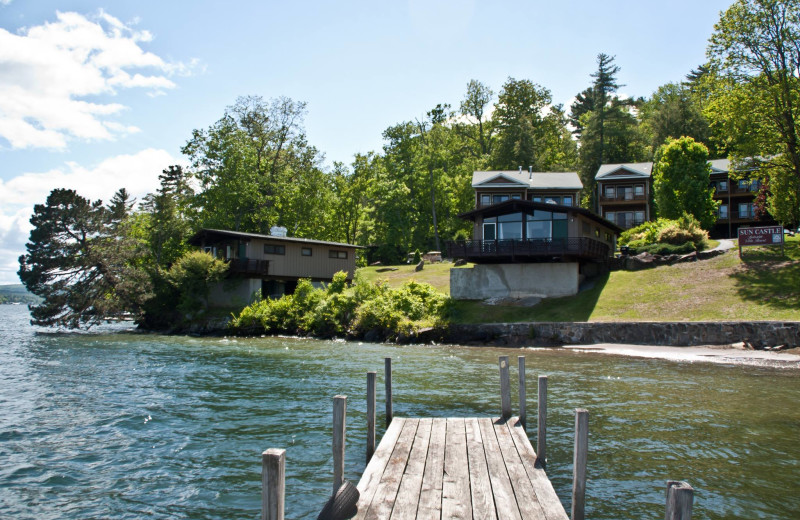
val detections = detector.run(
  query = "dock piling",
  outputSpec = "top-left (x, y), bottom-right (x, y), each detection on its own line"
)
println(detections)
top-left (261, 448), bottom-right (285, 520)
top-left (385, 357), bottom-right (393, 427)
top-left (572, 408), bottom-right (589, 520)
top-left (518, 356), bottom-right (526, 430)
top-left (537, 375), bottom-right (548, 465)
top-left (367, 372), bottom-right (376, 463)
top-left (332, 395), bottom-right (347, 494)
top-left (499, 356), bottom-right (511, 419)
top-left (665, 480), bottom-right (694, 520)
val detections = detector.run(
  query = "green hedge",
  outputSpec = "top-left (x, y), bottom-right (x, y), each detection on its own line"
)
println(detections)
top-left (229, 271), bottom-right (449, 340)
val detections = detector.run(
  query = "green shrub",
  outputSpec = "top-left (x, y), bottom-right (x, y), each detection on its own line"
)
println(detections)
top-left (619, 214), bottom-right (709, 251)
top-left (629, 242), bottom-right (696, 256)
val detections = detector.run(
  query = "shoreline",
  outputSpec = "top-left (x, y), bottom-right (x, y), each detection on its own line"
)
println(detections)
top-left (553, 343), bottom-right (800, 368)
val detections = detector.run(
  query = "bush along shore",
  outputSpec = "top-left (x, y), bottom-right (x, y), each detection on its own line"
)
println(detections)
top-left (228, 271), bottom-right (449, 342)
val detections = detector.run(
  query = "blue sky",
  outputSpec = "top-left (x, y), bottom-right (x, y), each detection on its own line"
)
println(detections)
top-left (0, 0), bottom-right (734, 284)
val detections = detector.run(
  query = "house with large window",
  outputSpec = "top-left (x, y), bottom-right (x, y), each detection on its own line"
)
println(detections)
top-left (446, 172), bottom-right (620, 300)
top-left (188, 229), bottom-right (363, 307)
top-left (708, 158), bottom-right (777, 238)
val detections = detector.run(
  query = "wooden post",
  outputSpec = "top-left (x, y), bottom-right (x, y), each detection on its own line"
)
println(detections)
top-left (537, 375), bottom-right (547, 465)
top-left (665, 480), bottom-right (694, 520)
top-left (332, 395), bottom-right (347, 494)
top-left (261, 448), bottom-right (285, 520)
top-left (366, 371), bottom-right (376, 463)
top-left (572, 408), bottom-right (589, 520)
top-left (385, 357), bottom-right (393, 427)
top-left (499, 356), bottom-right (511, 419)
top-left (518, 356), bottom-right (526, 430)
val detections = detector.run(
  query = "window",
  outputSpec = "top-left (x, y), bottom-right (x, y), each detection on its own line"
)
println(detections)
top-left (605, 186), bottom-right (615, 198)
top-left (545, 197), bottom-right (560, 205)
top-left (480, 194), bottom-right (491, 206)
top-left (264, 244), bottom-right (285, 255)
top-left (739, 203), bottom-right (753, 219)
top-left (532, 196), bottom-right (542, 203)
top-left (498, 213), bottom-right (522, 239)
top-left (751, 179), bottom-right (760, 191)
top-left (301, 247), bottom-right (312, 256)
top-left (329, 250), bottom-right (348, 259)
top-left (605, 211), bottom-right (615, 223)
top-left (634, 211), bottom-right (645, 225)
top-left (738, 179), bottom-right (750, 190)
top-left (492, 194), bottom-right (509, 204)
top-left (718, 204), bottom-right (728, 219)
top-left (595, 228), bottom-right (600, 238)
top-left (562, 196), bottom-right (573, 206)
top-left (526, 220), bottom-right (551, 239)
top-left (634, 185), bottom-right (644, 196)
top-left (718, 180), bottom-right (728, 192)
top-left (511, 193), bottom-right (522, 200)
top-left (618, 186), bottom-right (633, 200)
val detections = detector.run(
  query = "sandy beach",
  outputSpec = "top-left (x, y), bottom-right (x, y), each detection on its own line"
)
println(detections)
top-left (557, 343), bottom-right (800, 368)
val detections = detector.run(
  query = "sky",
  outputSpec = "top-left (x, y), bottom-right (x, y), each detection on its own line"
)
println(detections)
top-left (0, 0), bottom-right (736, 285)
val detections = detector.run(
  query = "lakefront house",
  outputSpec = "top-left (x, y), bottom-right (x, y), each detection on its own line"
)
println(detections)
top-left (446, 171), bottom-right (620, 300)
top-left (188, 228), bottom-right (363, 307)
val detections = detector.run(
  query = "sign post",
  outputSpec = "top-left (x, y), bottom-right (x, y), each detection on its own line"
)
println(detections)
top-left (738, 225), bottom-right (785, 258)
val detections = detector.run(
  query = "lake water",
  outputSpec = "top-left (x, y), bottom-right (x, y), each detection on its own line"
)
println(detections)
top-left (1, 304), bottom-right (799, 519)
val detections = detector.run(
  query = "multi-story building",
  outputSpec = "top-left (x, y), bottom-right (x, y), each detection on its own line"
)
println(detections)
top-left (595, 162), bottom-right (653, 230)
top-left (596, 159), bottom-right (773, 237)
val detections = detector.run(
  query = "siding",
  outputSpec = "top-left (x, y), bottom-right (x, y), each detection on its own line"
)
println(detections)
top-left (248, 238), bottom-right (358, 281)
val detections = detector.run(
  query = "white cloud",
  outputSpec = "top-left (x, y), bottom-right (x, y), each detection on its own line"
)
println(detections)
top-left (0, 148), bottom-right (180, 284)
top-left (0, 10), bottom-right (196, 150)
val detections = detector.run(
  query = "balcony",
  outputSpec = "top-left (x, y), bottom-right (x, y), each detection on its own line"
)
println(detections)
top-left (227, 258), bottom-right (269, 276)
top-left (446, 238), bottom-right (611, 263)
top-left (599, 193), bottom-right (647, 203)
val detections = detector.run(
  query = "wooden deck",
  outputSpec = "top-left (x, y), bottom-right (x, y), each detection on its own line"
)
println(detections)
top-left (354, 416), bottom-right (569, 520)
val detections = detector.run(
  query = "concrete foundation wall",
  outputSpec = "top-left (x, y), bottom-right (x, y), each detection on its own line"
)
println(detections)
top-left (451, 263), bottom-right (579, 300)
top-left (209, 278), bottom-right (261, 308)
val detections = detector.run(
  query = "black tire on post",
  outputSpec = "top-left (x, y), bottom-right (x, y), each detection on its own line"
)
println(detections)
top-left (316, 480), bottom-right (360, 520)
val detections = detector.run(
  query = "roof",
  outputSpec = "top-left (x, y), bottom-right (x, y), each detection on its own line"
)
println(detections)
top-left (188, 229), bottom-right (365, 249)
top-left (595, 162), bottom-right (653, 180)
top-left (472, 170), bottom-right (583, 190)
top-left (458, 199), bottom-right (623, 234)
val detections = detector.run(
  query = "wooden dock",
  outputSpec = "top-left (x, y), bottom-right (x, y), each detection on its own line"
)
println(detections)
top-left (354, 416), bottom-right (568, 520)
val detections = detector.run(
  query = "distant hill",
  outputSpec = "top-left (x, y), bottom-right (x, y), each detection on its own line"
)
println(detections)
top-left (0, 284), bottom-right (41, 305)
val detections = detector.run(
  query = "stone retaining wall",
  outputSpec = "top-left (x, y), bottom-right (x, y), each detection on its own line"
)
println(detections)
top-left (441, 321), bottom-right (800, 348)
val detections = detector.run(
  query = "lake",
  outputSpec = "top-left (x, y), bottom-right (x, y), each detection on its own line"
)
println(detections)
top-left (1, 304), bottom-right (798, 519)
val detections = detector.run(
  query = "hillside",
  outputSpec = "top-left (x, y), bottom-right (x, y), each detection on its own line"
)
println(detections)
top-left (0, 284), bottom-right (41, 305)
top-left (357, 236), bottom-right (800, 323)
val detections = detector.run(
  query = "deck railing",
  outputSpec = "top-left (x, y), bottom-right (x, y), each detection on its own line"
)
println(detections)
top-left (446, 237), bottom-right (610, 261)
top-left (228, 258), bottom-right (269, 276)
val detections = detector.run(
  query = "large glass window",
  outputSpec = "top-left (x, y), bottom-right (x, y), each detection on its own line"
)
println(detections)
top-left (562, 196), bottom-right (573, 206)
top-left (492, 194), bottom-right (509, 204)
top-left (718, 204), bottom-right (728, 219)
top-left (545, 196), bottom-right (560, 205)
top-left (634, 185), bottom-right (644, 196)
top-left (739, 203), bottom-right (753, 219)
top-left (498, 212), bottom-right (522, 239)
top-left (531, 209), bottom-right (552, 221)
top-left (605, 186), bottom-right (615, 198)
top-left (526, 220), bottom-right (551, 239)
top-left (480, 194), bottom-right (491, 206)
top-left (618, 186), bottom-right (633, 200)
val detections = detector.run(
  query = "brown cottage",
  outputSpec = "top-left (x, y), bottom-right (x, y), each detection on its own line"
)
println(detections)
top-left (189, 229), bottom-right (363, 306)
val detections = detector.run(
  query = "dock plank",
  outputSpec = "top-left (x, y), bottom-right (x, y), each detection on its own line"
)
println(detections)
top-left (363, 418), bottom-right (420, 520)
top-left (417, 418), bottom-right (447, 517)
top-left (478, 417), bottom-right (523, 520)
top-left (355, 417), bottom-right (406, 520)
top-left (389, 418), bottom-right (432, 519)
top-left (506, 419), bottom-right (570, 520)
top-left (493, 418), bottom-right (547, 520)
top-left (442, 417), bottom-right (471, 519)
top-left (465, 417), bottom-right (497, 519)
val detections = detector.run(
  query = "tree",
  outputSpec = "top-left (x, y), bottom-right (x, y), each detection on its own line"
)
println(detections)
top-left (139, 165), bottom-right (194, 268)
top-left (639, 83), bottom-right (712, 156)
top-left (491, 77), bottom-right (577, 171)
top-left (652, 137), bottom-right (719, 229)
top-left (18, 189), bottom-right (150, 327)
top-left (706, 0), bottom-right (800, 219)
top-left (457, 79), bottom-right (495, 157)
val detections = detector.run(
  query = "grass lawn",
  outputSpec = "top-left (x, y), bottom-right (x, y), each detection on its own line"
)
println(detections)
top-left (357, 261), bottom-right (472, 295)
top-left (357, 236), bottom-right (800, 323)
